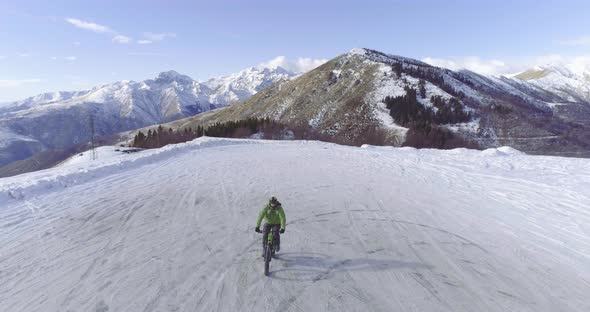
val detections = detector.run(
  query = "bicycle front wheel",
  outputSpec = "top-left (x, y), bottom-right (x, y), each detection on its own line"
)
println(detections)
top-left (264, 246), bottom-right (271, 276)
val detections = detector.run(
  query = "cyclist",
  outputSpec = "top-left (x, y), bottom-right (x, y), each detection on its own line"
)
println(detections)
top-left (255, 196), bottom-right (286, 255)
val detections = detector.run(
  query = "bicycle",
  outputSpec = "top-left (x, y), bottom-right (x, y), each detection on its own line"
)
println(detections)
top-left (260, 225), bottom-right (280, 276)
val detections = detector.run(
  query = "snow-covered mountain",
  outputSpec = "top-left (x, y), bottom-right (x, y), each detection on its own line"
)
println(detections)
top-left (1, 137), bottom-right (589, 311)
top-left (0, 67), bottom-right (294, 167)
top-left (205, 66), bottom-right (295, 105)
top-left (4, 48), bottom-right (590, 173)
top-left (159, 48), bottom-right (590, 157)
top-left (512, 64), bottom-right (590, 103)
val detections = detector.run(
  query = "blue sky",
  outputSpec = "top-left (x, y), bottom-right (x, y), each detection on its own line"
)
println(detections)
top-left (1, 0), bottom-right (589, 101)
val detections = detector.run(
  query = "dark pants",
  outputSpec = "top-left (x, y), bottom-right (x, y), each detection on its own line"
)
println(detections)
top-left (262, 223), bottom-right (281, 250)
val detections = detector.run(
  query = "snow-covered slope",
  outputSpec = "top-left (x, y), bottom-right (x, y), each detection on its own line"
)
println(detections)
top-left (1, 138), bottom-right (589, 311)
top-left (0, 67), bottom-right (294, 167)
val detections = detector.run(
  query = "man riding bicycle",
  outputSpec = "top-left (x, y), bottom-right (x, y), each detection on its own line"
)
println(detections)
top-left (255, 196), bottom-right (286, 255)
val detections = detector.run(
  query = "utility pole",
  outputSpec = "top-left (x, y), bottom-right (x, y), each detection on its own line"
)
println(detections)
top-left (89, 114), bottom-right (97, 160)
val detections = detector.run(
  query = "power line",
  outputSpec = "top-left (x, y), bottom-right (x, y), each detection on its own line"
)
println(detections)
top-left (89, 114), bottom-right (97, 161)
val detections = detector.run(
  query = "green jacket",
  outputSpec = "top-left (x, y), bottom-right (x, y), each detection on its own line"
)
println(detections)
top-left (256, 204), bottom-right (286, 230)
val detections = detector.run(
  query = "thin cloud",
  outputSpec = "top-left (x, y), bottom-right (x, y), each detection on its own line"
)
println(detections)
top-left (112, 35), bottom-right (132, 44)
top-left (0, 79), bottom-right (42, 88)
top-left (73, 41), bottom-right (81, 47)
top-left (567, 56), bottom-right (590, 74)
top-left (65, 18), bottom-right (132, 45)
top-left (143, 32), bottom-right (176, 41)
top-left (559, 36), bottom-right (590, 46)
top-left (128, 52), bottom-right (166, 56)
top-left (49, 56), bottom-right (78, 61)
top-left (65, 18), bottom-right (176, 46)
top-left (258, 56), bottom-right (328, 73)
top-left (422, 55), bottom-right (590, 76)
top-left (65, 18), bottom-right (112, 33)
top-left (422, 56), bottom-right (516, 76)
top-left (532, 55), bottom-right (590, 75)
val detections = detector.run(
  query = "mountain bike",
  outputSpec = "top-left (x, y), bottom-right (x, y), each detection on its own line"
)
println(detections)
top-left (261, 226), bottom-right (280, 276)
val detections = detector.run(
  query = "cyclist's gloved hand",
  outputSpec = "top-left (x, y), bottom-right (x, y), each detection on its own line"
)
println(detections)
top-left (255, 227), bottom-right (261, 233)
top-left (280, 228), bottom-right (285, 234)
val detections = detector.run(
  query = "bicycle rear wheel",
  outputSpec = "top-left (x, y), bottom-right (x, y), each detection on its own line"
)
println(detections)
top-left (271, 239), bottom-right (277, 258)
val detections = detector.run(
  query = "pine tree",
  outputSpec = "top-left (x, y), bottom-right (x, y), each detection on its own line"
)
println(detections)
top-left (419, 79), bottom-right (426, 99)
top-left (392, 62), bottom-right (402, 77)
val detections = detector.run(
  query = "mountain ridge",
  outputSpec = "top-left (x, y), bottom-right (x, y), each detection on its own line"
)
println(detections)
top-left (136, 48), bottom-right (590, 157)
top-left (0, 66), bottom-right (295, 168)
top-left (3, 47), bottom-right (590, 177)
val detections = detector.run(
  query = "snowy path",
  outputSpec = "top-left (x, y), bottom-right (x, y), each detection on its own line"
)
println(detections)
top-left (1, 139), bottom-right (590, 311)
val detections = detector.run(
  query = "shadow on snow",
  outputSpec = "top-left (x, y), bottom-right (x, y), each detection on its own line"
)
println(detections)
top-left (269, 252), bottom-right (432, 281)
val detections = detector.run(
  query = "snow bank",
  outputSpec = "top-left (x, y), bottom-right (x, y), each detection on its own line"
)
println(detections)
top-left (0, 140), bottom-right (538, 204)
top-left (482, 146), bottom-right (525, 157)
top-left (0, 137), bottom-right (268, 204)
top-left (496, 146), bottom-right (525, 155)
top-left (58, 146), bottom-right (139, 166)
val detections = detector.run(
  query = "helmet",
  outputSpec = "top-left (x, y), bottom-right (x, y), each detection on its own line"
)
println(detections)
top-left (269, 196), bottom-right (279, 208)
